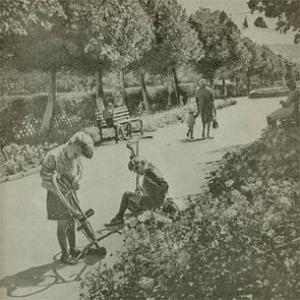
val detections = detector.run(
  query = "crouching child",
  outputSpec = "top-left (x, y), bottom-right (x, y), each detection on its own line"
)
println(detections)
top-left (106, 156), bottom-right (169, 226)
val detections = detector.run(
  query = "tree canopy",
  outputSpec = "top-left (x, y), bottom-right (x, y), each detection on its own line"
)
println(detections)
top-left (189, 8), bottom-right (241, 82)
top-left (248, 0), bottom-right (300, 43)
top-left (1, 0), bottom-right (298, 134)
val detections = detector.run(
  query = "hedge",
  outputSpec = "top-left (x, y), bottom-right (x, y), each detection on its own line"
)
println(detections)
top-left (0, 91), bottom-right (112, 147)
top-left (125, 83), bottom-right (197, 114)
top-left (249, 87), bottom-right (289, 99)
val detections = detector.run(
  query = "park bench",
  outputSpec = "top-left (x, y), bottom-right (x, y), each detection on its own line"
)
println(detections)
top-left (96, 106), bottom-right (143, 143)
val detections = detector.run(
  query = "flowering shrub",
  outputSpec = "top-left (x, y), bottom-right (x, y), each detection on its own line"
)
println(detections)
top-left (81, 126), bottom-right (299, 300)
top-left (1, 142), bottom-right (57, 176)
top-left (208, 126), bottom-right (299, 198)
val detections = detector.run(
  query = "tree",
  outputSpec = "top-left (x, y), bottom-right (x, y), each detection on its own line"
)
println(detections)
top-left (5, 0), bottom-right (154, 134)
top-left (125, 0), bottom-right (202, 109)
top-left (0, 0), bottom-right (65, 64)
top-left (1, 0), bottom-right (72, 136)
top-left (248, 0), bottom-right (300, 43)
top-left (63, 0), bottom-right (154, 112)
top-left (189, 9), bottom-right (241, 85)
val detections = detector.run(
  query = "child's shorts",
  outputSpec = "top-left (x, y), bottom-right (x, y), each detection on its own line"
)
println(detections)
top-left (125, 191), bottom-right (164, 213)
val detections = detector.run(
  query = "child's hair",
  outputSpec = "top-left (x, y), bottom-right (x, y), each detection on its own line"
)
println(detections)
top-left (68, 131), bottom-right (94, 159)
top-left (128, 156), bottom-right (147, 171)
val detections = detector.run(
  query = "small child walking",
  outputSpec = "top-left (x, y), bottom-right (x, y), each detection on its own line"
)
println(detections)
top-left (182, 109), bottom-right (196, 139)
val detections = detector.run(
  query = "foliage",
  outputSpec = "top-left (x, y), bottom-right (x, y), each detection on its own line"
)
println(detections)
top-left (62, 0), bottom-right (154, 73)
top-left (249, 87), bottom-right (290, 99)
top-left (248, 0), bottom-right (300, 43)
top-left (208, 127), bottom-right (300, 197)
top-left (1, 142), bottom-right (57, 176)
top-left (0, 0), bottom-right (65, 64)
top-left (133, 0), bottom-right (203, 75)
top-left (189, 9), bottom-right (241, 81)
top-left (126, 83), bottom-right (197, 114)
top-left (81, 125), bottom-right (300, 300)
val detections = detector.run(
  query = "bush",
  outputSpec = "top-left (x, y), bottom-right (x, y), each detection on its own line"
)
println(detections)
top-left (179, 83), bottom-right (196, 98)
top-left (249, 87), bottom-right (289, 99)
top-left (0, 142), bottom-right (57, 176)
top-left (81, 126), bottom-right (300, 300)
top-left (125, 87), bottom-right (143, 114)
top-left (147, 85), bottom-right (170, 110)
top-left (125, 83), bottom-right (197, 114)
top-left (0, 68), bottom-right (94, 96)
top-left (0, 90), bottom-right (117, 146)
top-left (0, 69), bottom-right (49, 96)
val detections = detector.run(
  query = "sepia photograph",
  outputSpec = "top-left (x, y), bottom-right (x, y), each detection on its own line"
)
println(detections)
top-left (0, 0), bottom-right (299, 299)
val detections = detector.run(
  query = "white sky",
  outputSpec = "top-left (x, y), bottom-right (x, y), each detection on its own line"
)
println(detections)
top-left (178, 0), bottom-right (295, 45)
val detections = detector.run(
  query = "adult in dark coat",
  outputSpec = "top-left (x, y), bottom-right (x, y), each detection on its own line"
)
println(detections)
top-left (195, 79), bottom-right (217, 138)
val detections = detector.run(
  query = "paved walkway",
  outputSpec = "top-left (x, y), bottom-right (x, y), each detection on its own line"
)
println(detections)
top-left (0, 97), bottom-right (280, 300)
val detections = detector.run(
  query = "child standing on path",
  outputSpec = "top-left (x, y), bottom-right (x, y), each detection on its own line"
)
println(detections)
top-left (182, 109), bottom-right (196, 139)
top-left (40, 131), bottom-right (94, 265)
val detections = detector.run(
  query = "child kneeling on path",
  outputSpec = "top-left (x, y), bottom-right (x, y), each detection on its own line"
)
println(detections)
top-left (106, 156), bottom-right (169, 226)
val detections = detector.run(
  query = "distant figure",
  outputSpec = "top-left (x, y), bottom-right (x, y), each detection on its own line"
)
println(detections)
top-left (182, 109), bottom-right (196, 139)
top-left (195, 79), bottom-right (217, 138)
top-left (267, 79), bottom-right (300, 126)
top-left (103, 102), bottom-right (114, 126)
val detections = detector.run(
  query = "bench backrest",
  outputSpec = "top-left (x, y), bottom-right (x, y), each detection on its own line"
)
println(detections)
top-left (96, 106), bottom-right (131, 127)
top-left (113, 106), bottom-right (130, 123)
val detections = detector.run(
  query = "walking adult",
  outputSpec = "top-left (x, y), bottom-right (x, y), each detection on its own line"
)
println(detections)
top-left (195, 79), bottom-right (217, 138)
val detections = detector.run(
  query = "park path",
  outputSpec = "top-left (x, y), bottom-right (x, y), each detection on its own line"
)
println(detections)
top-left (0, 97), bottom-right (280, 300)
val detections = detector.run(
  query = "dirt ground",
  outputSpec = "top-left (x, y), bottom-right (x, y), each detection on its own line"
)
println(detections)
top-left (0, 97), bottom-right (281, 300)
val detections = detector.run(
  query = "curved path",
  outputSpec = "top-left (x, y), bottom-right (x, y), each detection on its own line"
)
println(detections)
top-left (0, 97), bottom-right (280, 299)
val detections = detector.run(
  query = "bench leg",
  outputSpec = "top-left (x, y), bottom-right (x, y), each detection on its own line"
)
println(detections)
top-left (114, 126), bottom-right (119, 143)
top-left (99, 127), bottom-right (103, 143)
top-left (138, 120), bottom-right (143, 135)
top-left (127, 123), bottom-right (133, 139)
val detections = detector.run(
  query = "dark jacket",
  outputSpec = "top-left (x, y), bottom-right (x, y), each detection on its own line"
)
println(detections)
top-left (141, 163), bottom-right (169, 201)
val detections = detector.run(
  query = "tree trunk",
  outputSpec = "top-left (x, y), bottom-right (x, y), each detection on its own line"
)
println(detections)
top-left (120, 70), bottom-right (127, 106)
top-left (95, 69), bottom-right (105, 112)
top-left (281, 74), bottom-right (287, 87)
top-left (222, 78), bottom-right (227, 99)
top-left (246, 73), bottom-right (251, 94)
top-left (172, 67), bottom-right (182, 105)
top-left (235, 77), bottom-right (240, 96)
top-left (167, 85), bottom-right (172, 108)
top-left (39, 70), bottom-right (56, 137)
top-left (139, 71), bottom-right (151, 113)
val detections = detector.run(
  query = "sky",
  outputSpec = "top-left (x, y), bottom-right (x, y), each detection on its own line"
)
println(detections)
top-left (178, 0), bottom-right (295, 45)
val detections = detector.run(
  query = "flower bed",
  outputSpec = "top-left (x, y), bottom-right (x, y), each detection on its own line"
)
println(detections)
top-left (80, 125), bottom-right (300, 300)
top-left (0, 143), bottom-right (58, 183)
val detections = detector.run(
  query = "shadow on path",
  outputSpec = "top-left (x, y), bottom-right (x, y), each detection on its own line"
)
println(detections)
top-left (0, 253), bottom-right (105, 298)
top-left (179, 137), bottom-right (206, 143)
